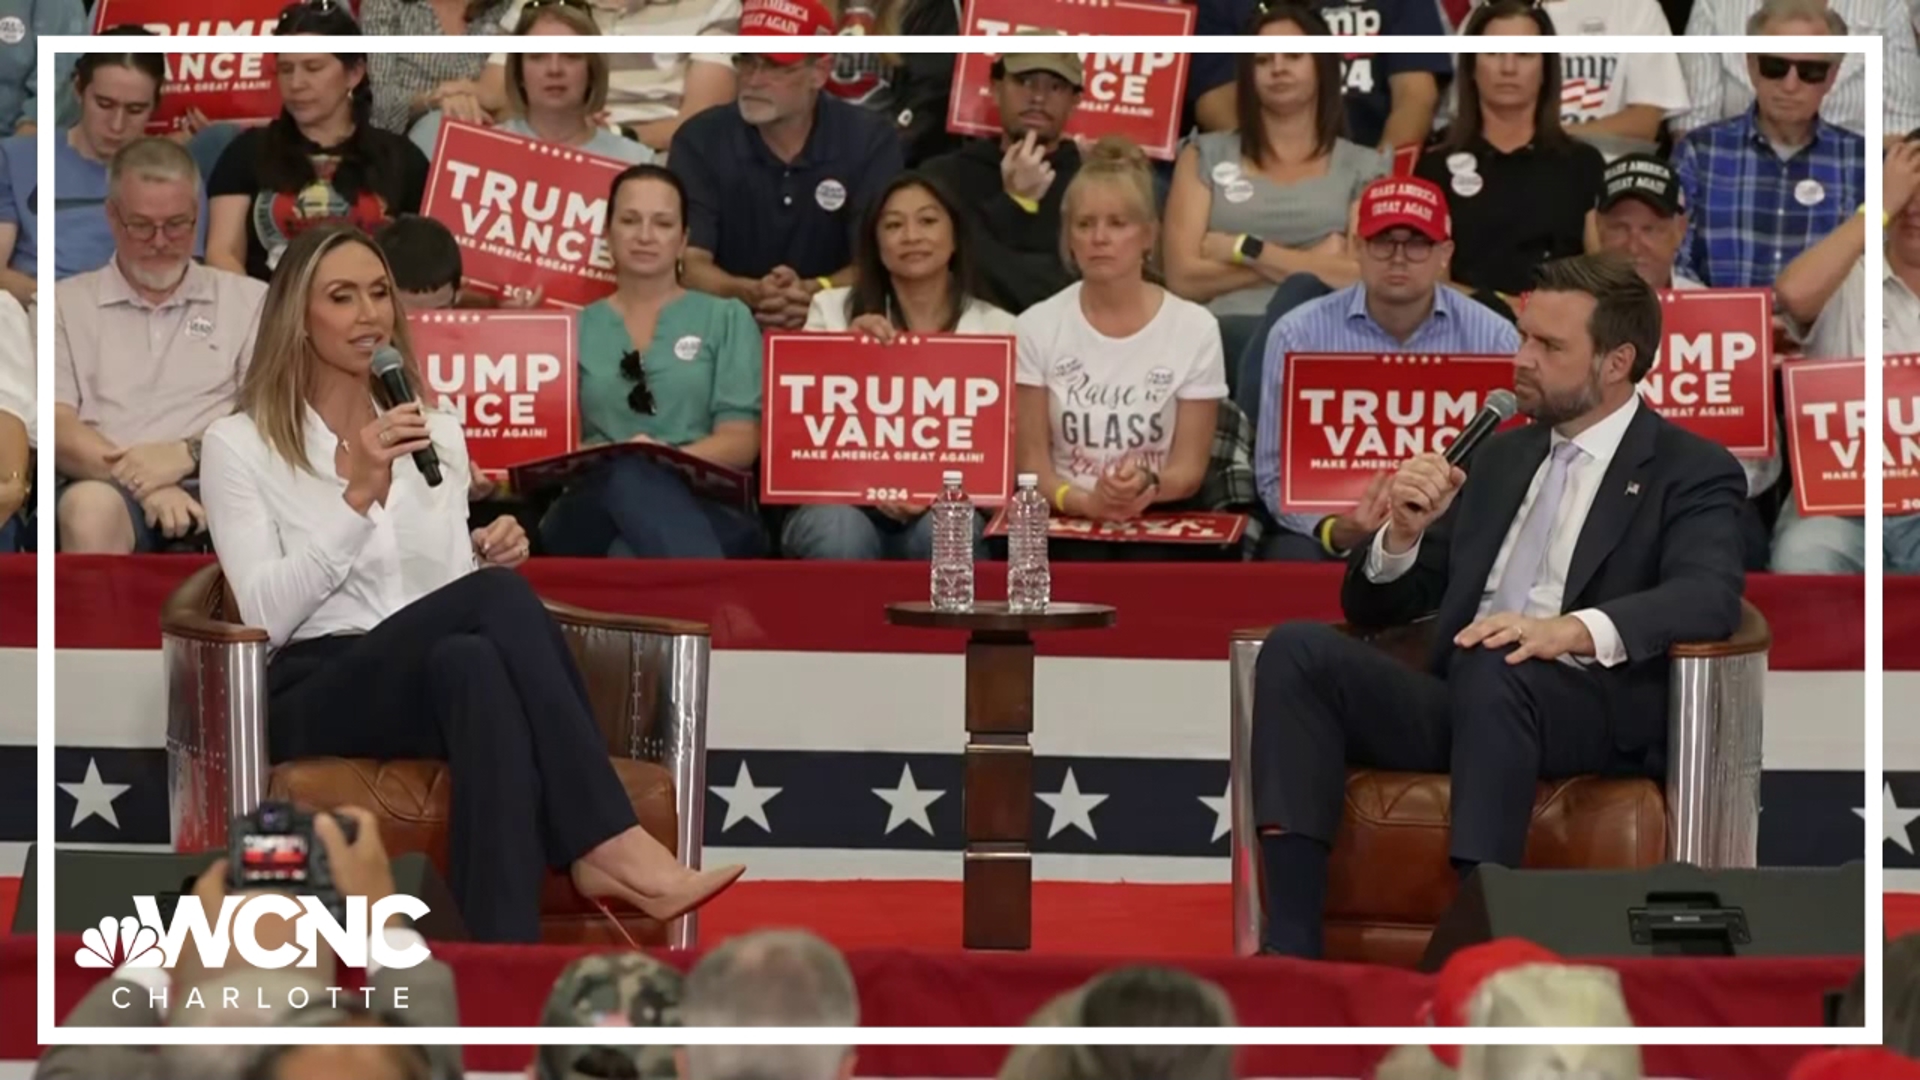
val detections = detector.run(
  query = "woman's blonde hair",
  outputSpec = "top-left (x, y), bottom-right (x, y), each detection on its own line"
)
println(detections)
top-left (237, 224), bottom-right (431, 476)
top-left (506, 4), bottom-right (611, 120)
top-left (1059, 135), bottom-right (1161, 280)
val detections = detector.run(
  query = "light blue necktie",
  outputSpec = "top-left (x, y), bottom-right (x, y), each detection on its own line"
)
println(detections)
top-left (1489, 440), bottom-right (1584, 617)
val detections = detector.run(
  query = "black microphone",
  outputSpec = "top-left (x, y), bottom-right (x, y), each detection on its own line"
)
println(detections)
top-left (1399, 388), bottom-right (1517, 515)
top-left (371, 345), bottom-right (442, 487)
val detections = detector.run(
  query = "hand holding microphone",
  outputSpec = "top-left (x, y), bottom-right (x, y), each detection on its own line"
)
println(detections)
top-left (1383, 389), bottom-right (1517, 553)
top-left (343, 403), bottom-right (435, 514)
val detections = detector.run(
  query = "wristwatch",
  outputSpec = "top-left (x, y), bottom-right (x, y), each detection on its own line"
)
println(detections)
top-left (1236, 235), bottom-right (1267, 263)
top-left (186, 437), bottom-right (202, 473)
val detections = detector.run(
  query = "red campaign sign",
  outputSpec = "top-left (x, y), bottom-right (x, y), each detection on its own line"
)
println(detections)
top-left (946, 0), bottom-right (1195, 161)
top-left (92, 0), bottom-right (286, 133)
top-left (760, 333), bottom-right (1017, 506)
top-left (1277, 353), bottom-right (1521, 515)
top-left (983, 509), bottom-right (1248, 545)
top-left (1639, 289), bottom-right (1774, 458)
top-left (1390, 144), bottom-right (1420, 177)
top-left (508, 442), bottom-right (752, 511)
top-left (410, 309), bottom-right (578, 478)
top-left (418, 121), bottom-right (625, 311)
top-left (1785, 355), bottom-right (1920, 518)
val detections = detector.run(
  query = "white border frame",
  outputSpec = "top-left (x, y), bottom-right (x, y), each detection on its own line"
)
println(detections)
top-left (32, 32), bottom-right (1883, 1047)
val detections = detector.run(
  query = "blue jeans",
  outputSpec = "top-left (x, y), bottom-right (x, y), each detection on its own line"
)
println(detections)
top-left (780, 504), bottom-right (985, 560)
top-left (1236, 274), bottom-right (1337, 425)
top-left (539, 456), bottom-right (767, 559)
top-left (1770, 501), bottom-right (1862, 574)
top-left (1888, 513), bottom-right (1920, 573)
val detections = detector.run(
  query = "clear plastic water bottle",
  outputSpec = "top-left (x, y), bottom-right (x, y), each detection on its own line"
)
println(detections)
top-left (929, 470), bottom-right (975, 612)
top-left (1006, 473), bottom-right (1051, 613)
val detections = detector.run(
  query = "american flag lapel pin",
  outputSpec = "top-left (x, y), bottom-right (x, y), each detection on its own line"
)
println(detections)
top-left (1626, 482), bottom-right (1641, 496)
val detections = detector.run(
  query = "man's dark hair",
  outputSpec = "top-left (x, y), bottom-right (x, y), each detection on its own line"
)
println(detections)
top-left (1533, 253), bottom-right (1664, 382)
top-left (1064, 966), bottom-right (1237, 1080)
top-left (374, 215), bottom-right (462, 295)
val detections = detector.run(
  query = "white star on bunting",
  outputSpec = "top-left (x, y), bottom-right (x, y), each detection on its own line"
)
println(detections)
top-left (1037, 768), bottom-right (1108, 840)
top-left (59, 758), bottom-right (130, 830)
top-left (1857, 782), bottom-right (1920, 855)
top-left (711, 762), bottom-right (781, 833)
top-left (873, 764), bottom-right (944, 836)
top-left (1199, 784), bottom-right (1232, 844)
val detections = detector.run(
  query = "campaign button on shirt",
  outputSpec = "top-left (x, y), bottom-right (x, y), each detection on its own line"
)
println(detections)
top-left (1414, 136), bottom-right (1606, 297)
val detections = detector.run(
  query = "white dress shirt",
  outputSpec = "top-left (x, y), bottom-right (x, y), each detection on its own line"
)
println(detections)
top-left (199, 401), bottom-right (476, 651)
top-left (1364, 395), bottom-right (1643, 669)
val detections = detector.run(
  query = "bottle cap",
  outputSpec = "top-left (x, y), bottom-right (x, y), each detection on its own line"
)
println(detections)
top-left (942, 470), bottom-right (964, 483)
top-left (1016, 473), bottom-right (1038, 487)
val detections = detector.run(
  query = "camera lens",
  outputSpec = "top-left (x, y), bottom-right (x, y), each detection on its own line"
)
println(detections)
top-left (261, 804), bottom-right (287, 830)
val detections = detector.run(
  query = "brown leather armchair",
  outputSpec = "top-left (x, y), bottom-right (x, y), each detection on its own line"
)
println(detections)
top-left (1227, 600), bottom-right (1772, 967)
top-left (158, 563), bottom-right (714, 948)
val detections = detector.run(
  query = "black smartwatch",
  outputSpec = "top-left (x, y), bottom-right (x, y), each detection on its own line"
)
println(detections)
top-left (1236, 235), bottom-right (1267, 262)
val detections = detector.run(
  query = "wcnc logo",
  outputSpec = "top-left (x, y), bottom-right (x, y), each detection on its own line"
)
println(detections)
top-left (75, 895), bottom-right (432, 971)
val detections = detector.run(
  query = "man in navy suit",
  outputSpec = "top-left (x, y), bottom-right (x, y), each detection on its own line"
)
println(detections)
top-left (1249, 253), bottom-right (1748, 959)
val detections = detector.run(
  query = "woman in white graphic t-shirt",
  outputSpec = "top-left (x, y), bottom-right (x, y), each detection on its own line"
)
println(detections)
top-left (1014, 136), bottom-right (1231, 558)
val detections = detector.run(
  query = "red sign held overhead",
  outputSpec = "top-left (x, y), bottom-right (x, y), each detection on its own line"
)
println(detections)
top-left (1642, 289), bottom-right (1775, 458)
top-left (92, 0), bottom-right (289, 133)
top-left (946, 0), bottom-right (1195, 161)
top-left (1276, 353), bottom-right (1522, 516)
top-left (418, 121), bottom-right (626, 311)
top-left (410, 309), bottom-right (579, 478)
top-left (760, 333), bottom-right (1017, 506)
top-left (1785, 355), bottom-right (1920, 518)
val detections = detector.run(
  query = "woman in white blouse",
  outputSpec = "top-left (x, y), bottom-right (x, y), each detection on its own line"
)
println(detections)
top-left (783, 172), bottom-right (1014, 560)
top-left (198, 224), bottom-right (743, 943)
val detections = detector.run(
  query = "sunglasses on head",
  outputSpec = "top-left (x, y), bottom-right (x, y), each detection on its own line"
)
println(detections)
top-left (618, 350), bottom-right (657, 416)
top-left (1755, 54), bottom-right (1834, 83)
top-left (524, 0), bottom-right (593, 10)
top-left (275, 0), bottom-right (347, 30)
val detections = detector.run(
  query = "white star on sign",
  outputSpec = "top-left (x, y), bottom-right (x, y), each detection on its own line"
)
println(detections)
top-left (1200, 784), bottom-right (1232, 844)
top-left (711, 762), bottom-right (781, 833)
top-left (1037, 768), bottom-right (1108, 840)
top-left (1856, 782), bottom-right (1920, 855)
top-left (873, 764), bottom-right (945, 836)
top-left (59, 758), bottom-right (130, 830)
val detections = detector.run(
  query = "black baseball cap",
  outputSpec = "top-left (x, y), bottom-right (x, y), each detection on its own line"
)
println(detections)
top-left (1599, 153), bottom-right (1684, 217)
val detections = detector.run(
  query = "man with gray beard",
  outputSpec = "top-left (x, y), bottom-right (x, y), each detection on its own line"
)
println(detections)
top-left (51, 135), bottom-right (265, 553)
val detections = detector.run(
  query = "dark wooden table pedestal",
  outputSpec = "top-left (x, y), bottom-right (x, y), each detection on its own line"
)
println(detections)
top-left (885, 601), bottom-right (1118, 950)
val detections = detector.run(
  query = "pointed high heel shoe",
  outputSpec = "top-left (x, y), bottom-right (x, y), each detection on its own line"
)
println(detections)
top-left (570, 860), bottom-right (746, 933)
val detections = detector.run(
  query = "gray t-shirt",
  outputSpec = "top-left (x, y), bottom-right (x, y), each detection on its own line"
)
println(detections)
top-left (1192, 131), bottom-right (1388, 318)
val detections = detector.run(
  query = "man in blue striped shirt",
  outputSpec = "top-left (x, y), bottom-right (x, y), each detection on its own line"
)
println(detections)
top-left (1254, 177), bottom-right (1521, 561)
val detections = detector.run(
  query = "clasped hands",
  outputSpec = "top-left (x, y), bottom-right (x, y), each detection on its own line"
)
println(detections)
top-left (106, 441), bottom-right (206, 540)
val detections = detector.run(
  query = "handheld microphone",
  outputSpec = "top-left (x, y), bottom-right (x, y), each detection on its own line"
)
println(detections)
top-left (371, 345), bottom-right (442, 487)
top-left (1398, 388), bottom-right (1517, 515)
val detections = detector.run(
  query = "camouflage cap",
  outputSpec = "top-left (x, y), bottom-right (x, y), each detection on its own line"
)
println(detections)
top-left (536, 952), bottom-right (684, 1080)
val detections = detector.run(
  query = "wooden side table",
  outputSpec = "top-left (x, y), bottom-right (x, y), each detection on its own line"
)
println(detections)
top-left (884, 601), bottom-right (1118, 950)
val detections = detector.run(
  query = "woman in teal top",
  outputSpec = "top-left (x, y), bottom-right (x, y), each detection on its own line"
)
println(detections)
top-left (540, 164), bottom-right (767, 558)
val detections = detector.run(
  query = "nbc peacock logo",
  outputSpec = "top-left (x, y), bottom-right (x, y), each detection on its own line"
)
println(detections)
top-left (75, 915), bottom-right (166, 969)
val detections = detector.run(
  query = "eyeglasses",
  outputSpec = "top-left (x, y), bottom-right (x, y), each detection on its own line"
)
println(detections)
top-left (112, 206), bottom-right (196, 241)
top-left (618, 349), bottom-right (656, 415)
top-left (1365, 234), bottom-right (1436, 262)
top-left (1755, 55), bottom-right (1834, 84)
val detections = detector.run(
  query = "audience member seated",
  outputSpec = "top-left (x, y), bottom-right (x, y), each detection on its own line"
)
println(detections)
top-left (1767, 132), bottom-right (1920, 573)
top-left (1253, 178), bottom-right (1519, 562)
top-left (540, 165), bottom-right (768, 559)
top-left (0, 132), bottom-right (33, 306)
top-left (31, 806), bottom-right (459, 1080)
top-left (359, 0), bottom-right (507, 137)
top-left (677, 929), bottom-right (859, 1080)
top-left (1248, 254), bottom-right (1745, 959)
top-left (0, 289), bottom-right (26, 552)
top-left (407, 0), bottom-right (653, 167)
top-left (1414, 2), bottom-right (1604, 310)
top-left (997, 966), bottom-right (1237, 1080)
top-left (373, 213), bottom-right (463, 312)
top-left (1531, 0), bottom-right (1690, 160)
top-left (670, 43), bottom-right (903, 332)
top-left (0, 0), bottom-right (81, 141)
top-left (53, 137), bottom-right (266, 554)
top-left (1164, 5), bottom-right (1386, 382)
top-left (784, 171), bottom-right (1010, 561)
top-left (206, 5), bottom-right (431, 283)
top-left (531, 952), bottom-right (683, 1080)
top-left (1672, 2), bottom-right (1866, 290)
top-left (919, 44), bottom-right (1083, 316)
top-left (1191, 0), bottom-right (1448, 152)
top-left (475, 0), bottom-right (741, 157)
top-left (54, 51), bottom-right (185, 282)
top-left (1596, 153), bottom-right (1780, 570)
top-left (1014, 137), bottom-right (1232, 562)
top-left (1679, 0), bottom-right (1920, 138)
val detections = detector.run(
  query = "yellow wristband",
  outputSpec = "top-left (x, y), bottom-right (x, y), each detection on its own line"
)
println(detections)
top-left (816, 276), bottom-right (834, 292)
top-left (1318, 516), bottom-right (1340, 556)
top-left (1231, 234), bottom-right (1249, 263)
top-left (1053, 482), bottom-right (1073, 513)
top-left (1010, 194), bottom-right (1040, 214)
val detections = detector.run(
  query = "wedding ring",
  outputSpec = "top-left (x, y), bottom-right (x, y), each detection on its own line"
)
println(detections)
top-left (380, 430), bottom-right (393, 446)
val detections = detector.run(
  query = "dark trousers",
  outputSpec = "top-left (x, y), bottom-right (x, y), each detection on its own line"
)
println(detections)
top-left (1249, 621), bottom-right (1646, 957)
top-left (265, 568), bottom-right (639, 943)
top-left (540, 456), bottom-right (767, 559)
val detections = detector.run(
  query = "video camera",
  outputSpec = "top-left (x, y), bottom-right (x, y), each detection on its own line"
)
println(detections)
top-left (226, 800), bottom-right (358, 924)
